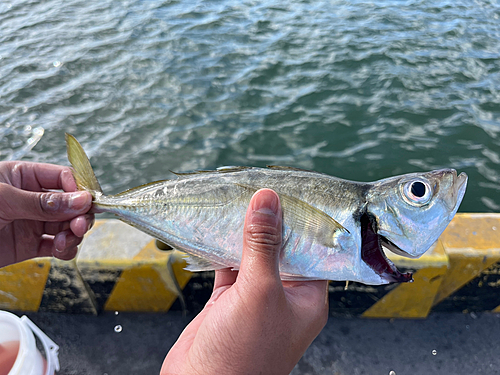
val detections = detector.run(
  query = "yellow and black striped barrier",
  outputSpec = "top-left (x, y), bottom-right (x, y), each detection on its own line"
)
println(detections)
top-left (329, 239), bottom-right (449, 318)
top-left (0, 220), bottom-right (192, 315)
top-left (0, 214), bottom-right (499, 318)
top-left (432, 214), bottom-right (500, 314)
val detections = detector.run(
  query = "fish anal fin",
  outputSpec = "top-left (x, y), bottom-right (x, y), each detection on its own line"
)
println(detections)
top-left (155, 240), bottom-right (173, 251)
top-left (183, 254), bottom-right (228, 272)
top-left (280, 272), bottom-right (321, 281)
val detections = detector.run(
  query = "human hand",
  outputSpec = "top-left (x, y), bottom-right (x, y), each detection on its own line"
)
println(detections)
top-left (161, 189), bottom-right (329, 375)
top-left (0, 161), bottom-right (94, 268)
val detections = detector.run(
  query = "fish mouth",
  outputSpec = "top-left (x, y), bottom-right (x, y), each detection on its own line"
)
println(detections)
top-left (360, 213), bottom-right (413, 283)
top-left (448, 171), bottom-right (468, 211)
top-left (434, 169), bottom-right (468, 211)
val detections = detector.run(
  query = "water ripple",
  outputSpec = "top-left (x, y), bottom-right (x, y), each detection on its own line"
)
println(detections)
top-left (1, 0), bottom-right (499, 211)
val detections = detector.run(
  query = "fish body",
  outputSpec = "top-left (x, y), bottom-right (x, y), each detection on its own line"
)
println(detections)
top-left (66, 134), bottom-right (467, 285)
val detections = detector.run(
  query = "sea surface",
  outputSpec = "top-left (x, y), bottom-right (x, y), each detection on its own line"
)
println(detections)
top-left (1, 0), bottom-right (499, 212)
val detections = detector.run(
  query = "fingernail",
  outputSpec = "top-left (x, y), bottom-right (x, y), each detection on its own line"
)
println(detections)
top-left (251, 189), bottom-right (280, 216)
top-left (54, 232), bottom-right (67, 253)
top-left (250, 190), bottom-right (281, 229)
top-left (68, 191), bottom-right (89, 210)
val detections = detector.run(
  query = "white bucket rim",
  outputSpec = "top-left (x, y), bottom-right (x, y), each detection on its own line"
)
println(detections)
top-left (0, 311), bottom-right (60, 375)
top-left (0, 311), bottom-right (32, 375)
top-left (21, 316), bottom-right (60, 375)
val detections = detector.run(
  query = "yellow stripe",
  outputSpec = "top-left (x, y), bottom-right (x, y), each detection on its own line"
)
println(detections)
top-left (433, 255), bottom-right (500, 306)
top-left (363, 241), bottom-right (448, 318)
top-left (439, 213), bottom-right (500, 250)
top-left (434, 213), bottom-right (500, 306)
top-left (103, 239), bottom-right (192, 312)
top-left (0, 259), bottom-right (50, 311)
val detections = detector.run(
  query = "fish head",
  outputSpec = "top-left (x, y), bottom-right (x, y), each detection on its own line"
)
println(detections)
top-left (367, 169), bottom-right (468, 259)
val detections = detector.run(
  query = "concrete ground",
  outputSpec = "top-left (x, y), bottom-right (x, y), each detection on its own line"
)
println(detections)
top-left (20, 311), bottom-right (500, 375)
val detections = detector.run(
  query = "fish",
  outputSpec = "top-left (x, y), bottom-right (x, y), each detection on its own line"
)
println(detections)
top-left (66, 133), bottom-right (468, 285)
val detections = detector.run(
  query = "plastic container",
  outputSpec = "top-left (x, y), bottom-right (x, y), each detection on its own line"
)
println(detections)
top-left (0, 311), bottom-right (59, 375)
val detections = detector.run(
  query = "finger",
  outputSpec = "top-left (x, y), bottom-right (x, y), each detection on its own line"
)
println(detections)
top-left (213, 268), bottom-right (238, 289)
top-left (239, 189), bottom-right (282, 284)
top-left (54, 229), bottom-right (83, 254)
top-left (7, 162), bottom-right (74, 191)
top-left (53, 246), bottom-right (78, 261)
top-left (37, 235), bottom-right (57, 258)
top-left (43, 214), bottom-right (94, 237)
top-left (28, 163), bottom-right (76, 191)
top-left (44, 221), bottom-right (71, 235)
top-left (283, 280), bottom-right (329, 306)
top-left (0, 184), bottom-right (92, 222)
top-left (70, 214), bottom-right (95, 237)
top-left (60, 168), bottom-right (78, 192)
top-left (166, 276), bottom-right (234, 357)
top-left (37, 235), bottom-right (79, 261)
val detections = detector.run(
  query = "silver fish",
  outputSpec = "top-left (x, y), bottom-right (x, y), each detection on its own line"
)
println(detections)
top-left (66, 134), bottom-right (467, 285)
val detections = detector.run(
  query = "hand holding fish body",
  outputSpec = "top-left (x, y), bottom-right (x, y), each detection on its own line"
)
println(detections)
top-left (66, 134), bottom-right (467, 285)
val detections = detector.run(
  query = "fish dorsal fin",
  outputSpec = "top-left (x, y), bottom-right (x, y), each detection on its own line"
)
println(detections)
top-left (280, 273), bottom-right (320, 281)
top-left (235, 183), bottom-right (349, 247)
top-left (267, 165), bottom-right (315, 172)
top-left (170, 170), bottom-right (214, 177)
top-left (216, 166), bottom-right (252, 173)
top-left (171, 166), bottom-right (252, 178)
top-left (267, 165), bottom-right (330, 176)
top-left (113, 180), bottom-right (170, 197)
top-left (183, 254), bottom-right (228, 272)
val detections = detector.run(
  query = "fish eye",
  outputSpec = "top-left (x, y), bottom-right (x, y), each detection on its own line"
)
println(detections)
top-left (411, 181), bottom-right (426, 197)
top-left (402, 179), bottom-right (432, 206)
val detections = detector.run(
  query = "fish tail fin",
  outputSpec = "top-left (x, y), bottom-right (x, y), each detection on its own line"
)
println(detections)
top-left (65, 133), bottom-right (103, 197)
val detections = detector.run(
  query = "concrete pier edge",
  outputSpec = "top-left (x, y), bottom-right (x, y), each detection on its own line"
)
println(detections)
top-left (1, 213), bottom-right (499, 318)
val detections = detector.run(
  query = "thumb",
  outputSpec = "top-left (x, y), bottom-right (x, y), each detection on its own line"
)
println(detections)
top-left (239, 188), bottom-right (283, 283)
top-left (0, 183), bottom-right (92, 222)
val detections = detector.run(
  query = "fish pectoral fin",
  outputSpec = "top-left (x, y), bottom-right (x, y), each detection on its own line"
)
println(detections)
top-left (280, 193), bottom-right (350, 247)
top-left (234, 183), bottom-right (349, 248)
top-left (183, 254), bottom-right (228, 272)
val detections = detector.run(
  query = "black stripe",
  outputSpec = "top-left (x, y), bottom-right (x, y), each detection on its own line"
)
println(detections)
top-left (432, 261), bottom-right (500, 313)
top-left (169, 271), bottom-right (214, 314)
top-left (329, 281), bottom-right (399, 316)
top-left (78, 267), bottom-right (123, 313)
top-left (39, 263), bottom-right (97, 314)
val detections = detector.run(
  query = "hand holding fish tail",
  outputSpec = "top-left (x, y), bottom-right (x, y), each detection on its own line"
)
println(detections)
top-left (161, 189), bottom-right (328, 375)
top-left (0, 161), bottom-right (94, 268)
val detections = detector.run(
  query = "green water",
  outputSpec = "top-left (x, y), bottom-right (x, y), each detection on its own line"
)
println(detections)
top-left (1, 0), bottom-right (499, 212)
